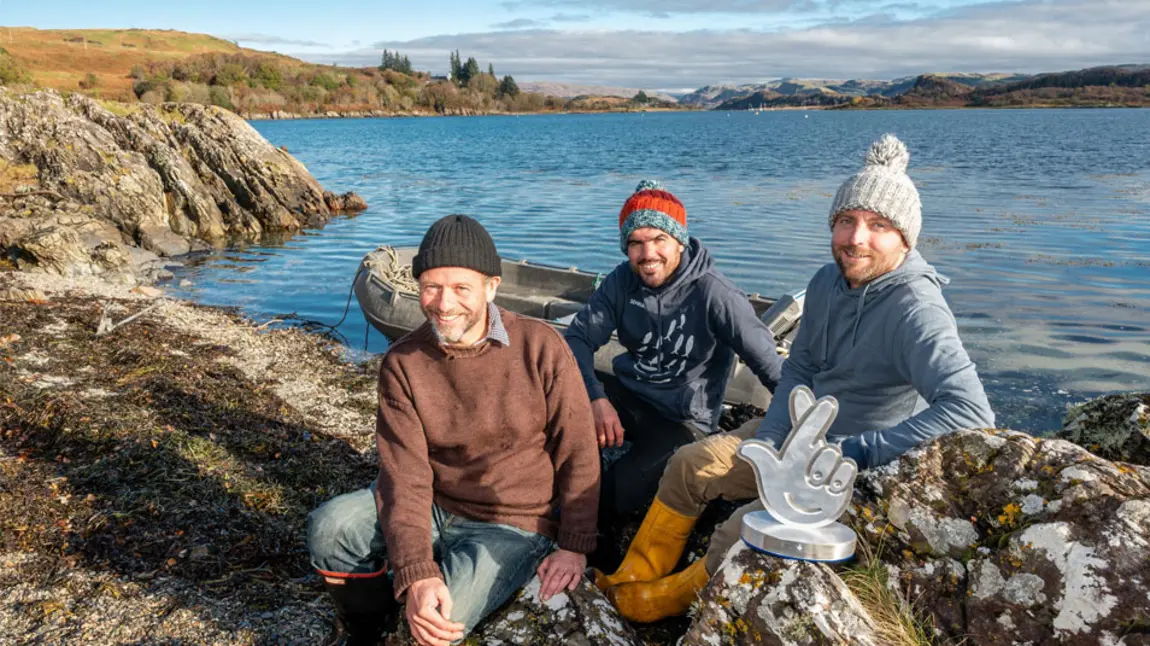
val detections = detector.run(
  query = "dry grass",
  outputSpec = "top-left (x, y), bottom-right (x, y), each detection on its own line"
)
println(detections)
top-left (0, 27), bottom-right (293, 101)
top-left (0, 159), bottom-right (40, 194)
top-left (840, 538), bottom-right (940, 646)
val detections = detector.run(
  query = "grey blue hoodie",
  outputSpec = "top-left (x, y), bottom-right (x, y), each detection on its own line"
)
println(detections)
top-left (755, 250), bottom-right (994, 469)
top-left (566, 238), bottom-right (783, 433)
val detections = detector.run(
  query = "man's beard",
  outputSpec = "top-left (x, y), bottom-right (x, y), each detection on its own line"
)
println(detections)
top-left (834, 246), bottom-right (892, 287)
top-left (430, 307), bottom-right (485, 345)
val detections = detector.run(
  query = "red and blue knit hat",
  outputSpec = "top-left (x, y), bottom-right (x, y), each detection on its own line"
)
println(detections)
top-left (618, 179), bottom-right (688, 254)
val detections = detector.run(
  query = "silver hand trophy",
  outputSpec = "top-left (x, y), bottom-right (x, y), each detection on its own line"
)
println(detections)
top-left (736, 385), bottom-right (858, 561)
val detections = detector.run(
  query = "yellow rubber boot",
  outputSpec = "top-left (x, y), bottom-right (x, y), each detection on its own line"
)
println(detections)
top-left (593, 497), bottom-right (698, 591)
top-left (606, 559), bottom-right (712, 623)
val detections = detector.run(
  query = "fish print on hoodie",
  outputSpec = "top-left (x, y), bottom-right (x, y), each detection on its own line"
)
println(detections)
top-left (566, 238), bottom-right (782, 433)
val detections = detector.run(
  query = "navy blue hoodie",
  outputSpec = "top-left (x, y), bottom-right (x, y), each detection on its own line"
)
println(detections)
top-left (755, 250), bottom-right (995, 469)
top-left (565, 238), bottom-right (783, 433)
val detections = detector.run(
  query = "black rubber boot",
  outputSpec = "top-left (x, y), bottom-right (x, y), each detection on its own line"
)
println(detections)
top-left (321, 574), bottom-right (398, 646)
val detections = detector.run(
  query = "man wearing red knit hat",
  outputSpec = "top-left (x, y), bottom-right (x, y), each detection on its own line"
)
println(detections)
top-left (565, 180), bottom-right (784, 569)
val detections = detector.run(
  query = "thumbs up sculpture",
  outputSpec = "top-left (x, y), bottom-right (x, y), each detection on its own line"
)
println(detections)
top-left (736, 385), bottom-right (859, 561)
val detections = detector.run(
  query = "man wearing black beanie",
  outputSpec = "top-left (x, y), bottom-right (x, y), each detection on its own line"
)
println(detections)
top-left (307, 215), bottom-right (600, 646)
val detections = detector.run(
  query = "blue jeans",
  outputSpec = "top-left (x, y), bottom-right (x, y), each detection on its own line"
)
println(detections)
top-left (307, 485), bottom-right (554, 636)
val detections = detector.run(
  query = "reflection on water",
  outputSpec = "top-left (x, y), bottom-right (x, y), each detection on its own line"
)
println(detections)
top-left (165, 109), bottom-right (1150, 433)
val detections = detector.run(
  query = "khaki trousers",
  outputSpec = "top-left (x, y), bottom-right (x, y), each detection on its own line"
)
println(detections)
top-left (656, 418), bottom-right (765, 574)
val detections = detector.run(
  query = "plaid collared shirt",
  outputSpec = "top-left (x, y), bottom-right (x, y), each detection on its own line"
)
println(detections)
top-left (482, 302), bottom-right (510, 346)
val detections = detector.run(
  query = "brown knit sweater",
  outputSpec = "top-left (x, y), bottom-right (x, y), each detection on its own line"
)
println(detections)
top-left (373, 308), bottom-right (600, 597)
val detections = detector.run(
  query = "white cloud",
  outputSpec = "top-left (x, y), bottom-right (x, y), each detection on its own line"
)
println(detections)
top-left (550, 13), bottom-right (593, 22)
top-left (227, 33), bottom-right (330, 48)
top-left (491, 18), bottom-right (547, 29)
top-left (324, 0), bottom-right (1149, 88)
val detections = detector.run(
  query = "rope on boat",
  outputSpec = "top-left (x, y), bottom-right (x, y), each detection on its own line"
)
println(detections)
top-left (366, 245), bottom-right (419, 293)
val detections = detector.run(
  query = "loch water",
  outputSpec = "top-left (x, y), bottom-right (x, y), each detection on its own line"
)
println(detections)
top-left (166, 108), bottom-right (1150, 432)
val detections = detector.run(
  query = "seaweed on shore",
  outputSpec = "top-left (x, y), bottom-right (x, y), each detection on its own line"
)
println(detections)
top-left (0, 291), bottom-right (378, 615)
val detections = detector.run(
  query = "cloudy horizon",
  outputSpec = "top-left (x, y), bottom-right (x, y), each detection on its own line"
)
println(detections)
top-left (292, 0), bottom-right (1150, 90)
top-left (8, 0), bottom-right (1149, 91)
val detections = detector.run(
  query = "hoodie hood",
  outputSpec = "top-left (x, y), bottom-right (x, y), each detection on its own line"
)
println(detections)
top-left (821, 250), bottom-right (948, 363)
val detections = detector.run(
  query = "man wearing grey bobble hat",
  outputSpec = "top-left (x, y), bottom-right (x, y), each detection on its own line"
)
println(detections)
top-left (597, 134), bottom-right (995, 624)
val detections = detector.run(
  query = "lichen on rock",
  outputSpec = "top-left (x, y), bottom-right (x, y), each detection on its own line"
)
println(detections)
top-left (384, 576), bottom-right (640, 646)
top-left (680, 423), bottom-right (1149, 645)
top-left (1057, 392), bottom-right (1149, 466)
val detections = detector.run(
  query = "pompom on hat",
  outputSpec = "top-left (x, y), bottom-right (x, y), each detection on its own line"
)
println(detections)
top-left (618, 179), bottom-right (688, 253)
top-left (828, 134), bottom-right (922, 249)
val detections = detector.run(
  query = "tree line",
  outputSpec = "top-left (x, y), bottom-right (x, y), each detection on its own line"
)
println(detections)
top-left (447, 50), bottom-right (520, 97)
top-left (117, 50), bottom-right (659, 116)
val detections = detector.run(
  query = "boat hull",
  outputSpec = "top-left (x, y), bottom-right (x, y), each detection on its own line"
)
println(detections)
top-left (354, 247), bottom-right (776, 410)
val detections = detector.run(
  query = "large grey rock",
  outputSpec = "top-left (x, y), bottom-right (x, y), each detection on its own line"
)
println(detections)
top-left (853, 429), bottom-right (1150, 644)
top-left (0, 88), bottom-right (365, 283)
top-left (1057, 392), bottom-right (1149, 466)
top-left (681, 428), bottom-right (1150, 645)
top-left (684, 543), bottom-right (881, 645)
top-left (386, 576), bottom-right (640, 646)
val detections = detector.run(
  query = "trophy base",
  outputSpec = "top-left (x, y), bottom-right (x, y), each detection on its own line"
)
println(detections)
top-left (741, 510), bottom-right (857, 562)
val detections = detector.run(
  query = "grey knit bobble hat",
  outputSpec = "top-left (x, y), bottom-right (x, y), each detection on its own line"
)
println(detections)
top-left (828, 134), bottom-right (922, 249)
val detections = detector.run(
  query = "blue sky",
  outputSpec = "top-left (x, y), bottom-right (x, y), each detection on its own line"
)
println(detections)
top-left (6, 0), bottom-right (1149, 89)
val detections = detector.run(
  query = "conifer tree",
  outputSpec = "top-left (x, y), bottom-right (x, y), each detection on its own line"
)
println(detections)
top-left (499, 75), bottom-right (520, 97)
top-left (462, 57), bottom-right (480, 87)
top-left (450, 50), bottom-right (462, 84)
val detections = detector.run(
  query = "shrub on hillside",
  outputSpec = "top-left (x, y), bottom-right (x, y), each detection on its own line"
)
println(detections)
top-left (255, 62), bottom-right (283, 90)
top-left (310, 72), bottom-right (341, 91)
top-left (213, 63), bottom-right (248, 87)
top-left (0, 47), bottom-right (34, 86)
top-left (467, 73), bottom-right (498, 95)
top-left (208, 86), bottom-right (235, 111)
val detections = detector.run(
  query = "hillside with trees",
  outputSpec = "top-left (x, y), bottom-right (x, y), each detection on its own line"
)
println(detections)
top-left (0, 27), bottom-right (687, 117)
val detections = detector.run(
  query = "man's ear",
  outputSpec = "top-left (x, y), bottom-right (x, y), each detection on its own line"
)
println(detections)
top-left (485, 276), bottom-right (502, 302)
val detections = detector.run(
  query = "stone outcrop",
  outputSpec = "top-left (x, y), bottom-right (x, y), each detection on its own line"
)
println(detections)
top-left (685, 429), bottom-right (1150, 645)
top-left (0, 88), bottom-right (364, 284)
top-left (386, 576), bottom-right (640, 645)
top-left (685, 544), bottom-right (882, 645)
top-left (1057, 392), bottom-right (1149, 466)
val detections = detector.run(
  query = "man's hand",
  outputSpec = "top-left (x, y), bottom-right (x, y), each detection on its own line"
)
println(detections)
top-left (591, 398), bottom-right (625, 448)
top-left (404, 577), bottom-right (465, 646)
top-left (537, 549), bottom-right (586, 601)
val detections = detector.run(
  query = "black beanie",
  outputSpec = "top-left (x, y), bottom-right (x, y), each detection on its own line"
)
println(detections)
top-left (411, 214), bottom-right (502, 279)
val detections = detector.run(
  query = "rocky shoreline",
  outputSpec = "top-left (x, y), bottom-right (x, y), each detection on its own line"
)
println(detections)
top-left (1, 88), bottom-right (366, 285)
top-left (1, 270), bottom-right (1147, 645)
top-left (241, 105), bottom-right (691, 121)
top-left (2, 89), bottom-right (1148, 645)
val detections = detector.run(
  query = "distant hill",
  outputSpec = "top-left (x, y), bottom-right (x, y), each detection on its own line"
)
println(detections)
top-left (518, 81), bottom-right (676, 103)
top-left (678, 84), bottom-right (762, 108)
top-left (710, 66), bottom-right (1150, 110)
top-left (689, 73), bottom-right (1025, 108)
